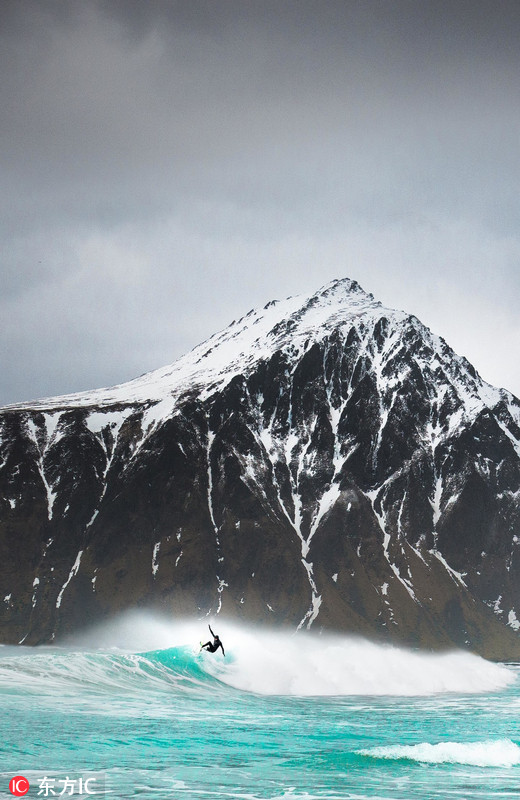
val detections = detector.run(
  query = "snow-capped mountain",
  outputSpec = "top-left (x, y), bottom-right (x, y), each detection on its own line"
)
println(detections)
top-left (2, 277), bottom-right (520, 657)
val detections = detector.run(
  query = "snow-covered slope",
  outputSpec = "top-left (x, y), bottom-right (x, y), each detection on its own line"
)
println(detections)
top-left (2, 277), bottom-right (520, 656)
top-left (4, 279), bottom-right (382, 408)
top-left (4, 278), bottom-right (513, 417)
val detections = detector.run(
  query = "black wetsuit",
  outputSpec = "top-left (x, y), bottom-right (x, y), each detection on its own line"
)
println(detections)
top-left (202, 626), bottom-right (225, 656)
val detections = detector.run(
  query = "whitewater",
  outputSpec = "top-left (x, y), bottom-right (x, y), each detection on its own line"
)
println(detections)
top-left (2, 614), bottom-right (520, 800)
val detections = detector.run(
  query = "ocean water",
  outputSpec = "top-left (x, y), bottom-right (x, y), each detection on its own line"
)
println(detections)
top-left (2, 613), bottom-right (520, 800)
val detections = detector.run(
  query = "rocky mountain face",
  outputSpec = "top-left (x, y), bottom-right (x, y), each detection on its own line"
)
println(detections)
top-left (2, 278), bottom-right (520, 658)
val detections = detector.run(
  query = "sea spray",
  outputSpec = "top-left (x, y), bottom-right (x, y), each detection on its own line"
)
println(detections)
top-left (63, 611), bottom-right (514, 697)
top-left (203, 628), bottom-right (514, 696)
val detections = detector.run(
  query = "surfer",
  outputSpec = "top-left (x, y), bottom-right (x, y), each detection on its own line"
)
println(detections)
top-left (201, 624), bottom-right (225, 656)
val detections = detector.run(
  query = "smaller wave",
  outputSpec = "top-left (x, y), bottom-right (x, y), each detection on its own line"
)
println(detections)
top-left (359, 738), bottom-right (520, 768)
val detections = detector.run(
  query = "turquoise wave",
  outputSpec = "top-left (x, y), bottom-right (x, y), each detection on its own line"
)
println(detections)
top-left (0, 645), bottom-right (230, 699)
top-left (1, 629), bottom-right (516, 700)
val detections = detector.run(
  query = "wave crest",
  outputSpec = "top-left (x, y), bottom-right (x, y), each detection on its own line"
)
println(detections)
top-left (202, 626), bottom-right (515, 696)
top-left (359, 739), bottom-right (520, 767)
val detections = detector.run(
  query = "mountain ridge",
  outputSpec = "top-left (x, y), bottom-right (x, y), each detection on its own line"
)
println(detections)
top-left (2, 278), bottom-right (380, 411)
top-left (4, 275), bottom-right (516, 457)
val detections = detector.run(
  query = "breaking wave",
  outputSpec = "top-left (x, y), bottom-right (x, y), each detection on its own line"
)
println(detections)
top-left (1, 612), bottom-right (515, 699)
top-left (359, 739), bottom-right (520, 767)
top-left (203, 628), bottom-right (515, 696)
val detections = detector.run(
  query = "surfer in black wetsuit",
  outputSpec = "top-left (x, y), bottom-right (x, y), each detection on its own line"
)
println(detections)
top-left (201, 625), bottom-right (225, 656)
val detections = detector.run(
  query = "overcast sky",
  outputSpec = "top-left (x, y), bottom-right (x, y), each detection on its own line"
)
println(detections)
top-left (2, 0), bottom-right (520, 406)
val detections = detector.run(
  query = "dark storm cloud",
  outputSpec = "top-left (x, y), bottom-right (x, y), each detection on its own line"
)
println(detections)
top-left (1, 1), bottom-right (520, 404)
top-left (3, 0), bottom-right (520, 221)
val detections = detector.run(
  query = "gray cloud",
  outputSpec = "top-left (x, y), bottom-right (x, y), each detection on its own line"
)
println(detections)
top-left (2, 0), bottom-right (520, 404)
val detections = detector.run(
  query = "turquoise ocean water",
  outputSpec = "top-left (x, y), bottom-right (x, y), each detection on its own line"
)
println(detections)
top-left (2, 614), bottom-right (520, 800)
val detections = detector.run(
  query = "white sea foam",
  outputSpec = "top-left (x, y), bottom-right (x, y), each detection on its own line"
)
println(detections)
top-left (206, 628), bottom-right (514, 697)
top-left (68, 611), bottom-right (515, 697)
top-left (359, 738), bottom-right (520, 768)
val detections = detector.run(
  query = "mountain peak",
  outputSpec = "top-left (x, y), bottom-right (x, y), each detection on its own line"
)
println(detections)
top-left (1, 276), bottom-right (507, 424)
top-left (311, 276), bottom-right (373, 302)
top-left (3, 277), bottom-right (385, 412)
